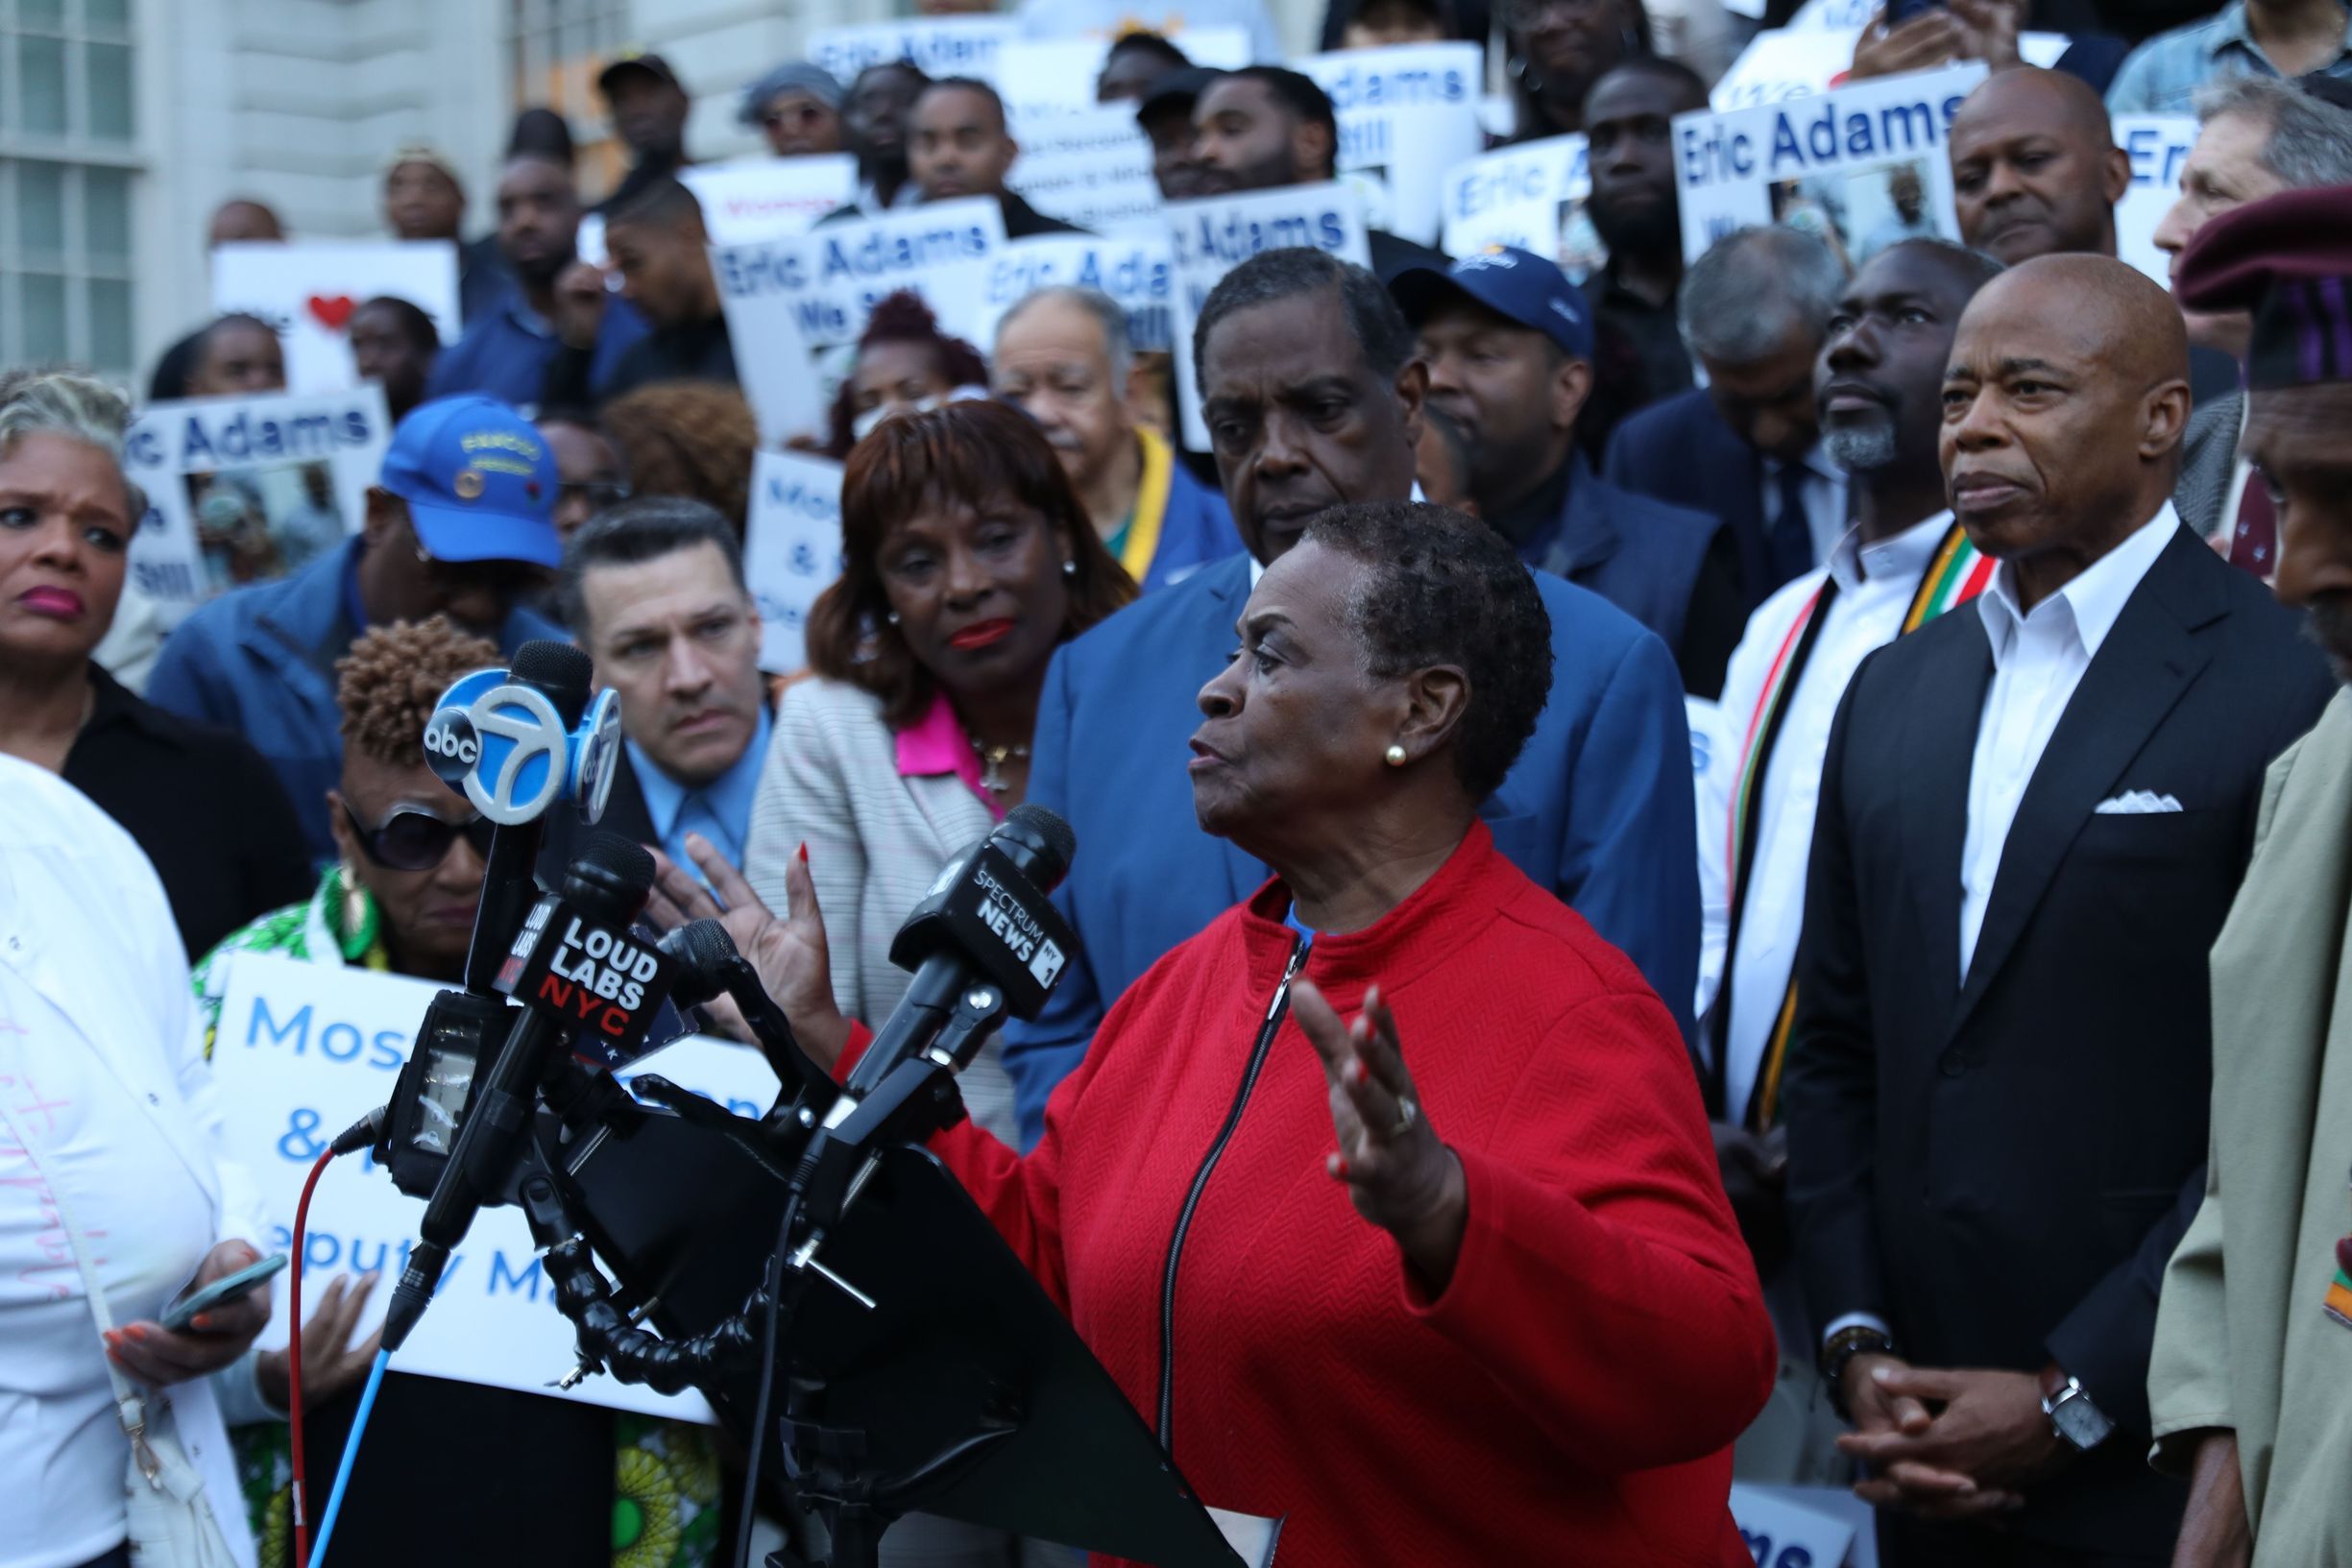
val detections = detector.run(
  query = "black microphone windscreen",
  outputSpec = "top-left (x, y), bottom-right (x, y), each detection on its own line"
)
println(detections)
top-left (675, 917), bottom-right (739, 976)
top-left (564, 831), bottom-right (657, 920)
top-left (1002, 803), bottom-right (1077, 884)
top-left (511, 639), bottom-right (594, 726)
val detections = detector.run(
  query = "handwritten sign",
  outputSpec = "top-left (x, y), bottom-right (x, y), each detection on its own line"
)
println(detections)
top-left (1166, 182), bottom-right (1371, 449)
top-left (682, 157), bottom-right (859, 244)
top-left (743, 451), bottom-right (845, 674)
top-left (1674, 63), bottom-right (1987, 266)
top-left (976, 233), bottom-right (1178, 354)
top-left (209, 953), bottom-right (783, 1420)
top-left (1006, 105), bottom-right (1165, 234)
top-left (2115, 114), bottom-right (2196, 286)
top-left (808, 16), bottom-right (1018, 83)
top-left (1441, 133), bottom-right (1601, 280)
top-left (1302, 42), bottom-right (1487, 246)
top-left (121, 387), bottom-right (390, 621)
top-left (211, 241), bottom-right (460, 395)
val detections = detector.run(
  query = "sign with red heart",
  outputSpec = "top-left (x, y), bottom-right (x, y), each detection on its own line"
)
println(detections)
top-left (306, 294), bottom-right (357, 332)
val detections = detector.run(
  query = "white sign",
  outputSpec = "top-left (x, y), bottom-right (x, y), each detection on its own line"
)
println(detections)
top-left (1674, 63), bottom-right (1987, 267)
top-left (1712, 29), bottom-right (2066, 110)
top-left (976, 233), bottom-right (1179, 354)
top-left (682, 157), bottom-right (859, 244)
top-left (1165, 182), bottom-right (1371, 449)
top-left (1731, 1483), bottom-right (1865, 1568)
top-left (990, 28), bottom-right (1249, 123)
top-left (121, 387), bottom-right (391, 621)
top-left (713, 196), bottom-right (1006, 357)
top-left (743, 451), bottom-right (845, 674)
top-left (708, 239), bottom-right (827, 448)
top-left (808, 16), bottom-right (1019, 84)
top-left (211, 241), bottom-right (461, 395)
top-left (1441, 134), bottom-right (1604, 282)
top-left (1006, 105), bottom-right (1164, 235)
top-left (2115, 113), bottom-right (2197, 286)
top-left (1303, 42), bottom-right (1487, 246)
top-left (208, 953), bottom-right (784, 1421)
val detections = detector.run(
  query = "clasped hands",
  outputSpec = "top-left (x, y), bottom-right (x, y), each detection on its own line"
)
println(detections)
top-left (1839, 1354), bottom-right (2072, 1519)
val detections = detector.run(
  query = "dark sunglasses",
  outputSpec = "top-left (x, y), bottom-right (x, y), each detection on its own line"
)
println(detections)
top-left (343, 801), bottom-right (497, 872)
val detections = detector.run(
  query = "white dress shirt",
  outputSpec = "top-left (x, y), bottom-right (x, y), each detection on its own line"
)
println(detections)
top-left (1960, 505), bottom-right (2183, 978)
top-left (1761, 443), bottom-right (1851, 569)
top-left (1697, 511), bottom-right (1954, 1122)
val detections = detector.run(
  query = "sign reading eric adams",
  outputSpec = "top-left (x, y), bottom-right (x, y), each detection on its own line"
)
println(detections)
top-left (713, 196), bottom-right (1006, 353)
top-left (1671, 62), bottom-right (1986, 266)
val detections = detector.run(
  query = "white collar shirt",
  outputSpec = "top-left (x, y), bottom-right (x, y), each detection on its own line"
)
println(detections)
top-left (1697, 511), bottom-right (1952, 1122)
top-left (1959, 505), bottom-right (2183, 978)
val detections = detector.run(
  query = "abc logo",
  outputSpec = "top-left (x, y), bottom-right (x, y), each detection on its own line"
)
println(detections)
top-left (423, 711), bottom-right (481, 782)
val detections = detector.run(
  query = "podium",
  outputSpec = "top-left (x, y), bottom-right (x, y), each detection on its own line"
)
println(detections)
top-left (550, 1102), bottom-right (1273, 1568)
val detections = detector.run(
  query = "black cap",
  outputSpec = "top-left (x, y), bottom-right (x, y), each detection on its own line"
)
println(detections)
top-left (1137, 66), bottom-right (1223, 126)
top-left (598, 50), bottom-right (681, 96)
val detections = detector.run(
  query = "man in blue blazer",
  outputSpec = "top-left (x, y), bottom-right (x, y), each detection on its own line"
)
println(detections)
top-left (1603, 226), bottom-right (1850, 612)
top-left (1393, 247), bottom-right (1743, 698)
top-left (1004, 248), bottom-right (1699, 1145)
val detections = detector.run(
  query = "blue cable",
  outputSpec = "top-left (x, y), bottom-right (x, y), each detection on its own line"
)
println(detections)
top-left (308, 1347), bottom-right (391, 1566)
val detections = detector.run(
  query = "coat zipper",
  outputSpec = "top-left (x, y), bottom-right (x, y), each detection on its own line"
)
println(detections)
top-left (1156, 933), bottom-right (1308, 1450)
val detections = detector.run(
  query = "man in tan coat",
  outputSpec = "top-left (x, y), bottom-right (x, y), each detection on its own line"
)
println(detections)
top-left (2149, 184), bottom-right (2352, 1566)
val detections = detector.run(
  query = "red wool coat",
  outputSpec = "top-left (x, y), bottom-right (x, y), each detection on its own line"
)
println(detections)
top-left (922, 824), bottom-right (1777, 1568)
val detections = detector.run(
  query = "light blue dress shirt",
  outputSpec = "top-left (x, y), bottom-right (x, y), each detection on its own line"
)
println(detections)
top-left (625, 707), bottom-right (772, 879)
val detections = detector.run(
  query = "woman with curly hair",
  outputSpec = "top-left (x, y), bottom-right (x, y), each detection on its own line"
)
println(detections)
top-left (601, 379), bottom-right (759, 535)
top-left (825, 289), bottom-right (990, 458)
top-left (193, 615), bottom-right (722, 1568)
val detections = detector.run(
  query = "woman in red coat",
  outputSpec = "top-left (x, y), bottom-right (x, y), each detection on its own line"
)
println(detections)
top-left (733, 500), bottom-right (1778, 1566)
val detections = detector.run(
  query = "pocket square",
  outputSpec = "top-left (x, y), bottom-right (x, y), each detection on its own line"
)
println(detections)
top-left (2094, 790), bottom-right (2184, 815)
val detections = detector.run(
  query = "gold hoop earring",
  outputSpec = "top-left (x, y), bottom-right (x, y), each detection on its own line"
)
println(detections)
top-left (1385, 744), bottom-right (1408, 767)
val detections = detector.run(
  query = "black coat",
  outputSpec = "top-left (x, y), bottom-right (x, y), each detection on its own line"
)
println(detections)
top-left (1603, 384), bottom-right (1783, 613)
top-left (1783, 524), bottom-right (2335, 1558)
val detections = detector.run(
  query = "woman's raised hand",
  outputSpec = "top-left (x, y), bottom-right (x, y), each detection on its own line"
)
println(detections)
top-left (645, 834), bottom-right (854, 1073)
top-left (1291, 980), bottom-right (1469, 1293)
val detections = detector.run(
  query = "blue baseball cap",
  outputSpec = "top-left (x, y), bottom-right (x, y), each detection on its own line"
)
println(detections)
top-left (1390, 245), bottom-right (1595, 362)
top-left (378, 395), bottom-right (562, 569)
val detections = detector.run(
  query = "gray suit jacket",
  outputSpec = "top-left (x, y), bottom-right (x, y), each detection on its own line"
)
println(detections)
top-left (2176, 389), bottom-right (2245, 546)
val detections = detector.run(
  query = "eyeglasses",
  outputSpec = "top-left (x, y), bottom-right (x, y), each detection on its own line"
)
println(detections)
top-left (343, 801), bottom-right (497, 872)
top-left (560, 479), bottom-right (632, 512)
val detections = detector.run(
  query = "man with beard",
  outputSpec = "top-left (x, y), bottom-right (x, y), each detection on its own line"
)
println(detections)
top-left (1394, 246), bottom-right (1741, 694)
top-left (1949, 67), bottom-right (2132, 266)
top-left (427, 153), bottom-right (647, 410)
top-left (820, 61), bottom-right (931, 223)
top-left (1695, 241), bottom-right (2000, 1481)
top-left (2149, 184), bottom-right (2352, 1568)
top-left (991, 285), bottom-right (1239, 591)
top-left (1503, 0), bottom-right (1645, 142)
top-left (1783, 253), bottom-right (2331, 1566)
top-left (1002, 247), bottom-right (1696, 1147)
top-left (595, 51), bottom-right (693, 215)
top-left (1580, 57), bottom-right (1711, 414)
top-left (1188, 67), bottom-right (1445, 281)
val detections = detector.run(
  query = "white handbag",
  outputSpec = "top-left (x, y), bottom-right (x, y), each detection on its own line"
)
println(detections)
top-left (0, 1095), bottom-right (242, 1568)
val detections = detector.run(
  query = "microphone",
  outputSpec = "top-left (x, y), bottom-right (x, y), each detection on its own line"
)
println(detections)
top-left (659, 919), bottom-right (836, 1099)
top-left (843, 804), bottom-right (1079, 1101)
top-left (382, 831), bottom-right (664, 1352)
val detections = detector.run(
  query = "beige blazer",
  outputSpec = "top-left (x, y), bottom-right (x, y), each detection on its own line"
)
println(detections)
top-left (743, 678), bottom-right (1015, 1146)
top-left (2148, 688), bottom-right (2352, 1561)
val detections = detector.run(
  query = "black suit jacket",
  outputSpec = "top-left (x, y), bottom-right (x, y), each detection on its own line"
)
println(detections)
top-left (537, 746), bottom-right (656, 885)
top-left (1783, 524), bottom-right (2333, 1556)
top-left (1602, 385), bottom-right (1782, 613)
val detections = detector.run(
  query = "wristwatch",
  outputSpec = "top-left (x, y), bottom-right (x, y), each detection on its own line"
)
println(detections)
top-left (1820, 1324), bottom-right (1897, 1418)
top-left (2039, 1364), bottom-right (2116, 1452)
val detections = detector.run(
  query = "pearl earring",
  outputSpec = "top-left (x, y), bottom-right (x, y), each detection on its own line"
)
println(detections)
top-left (1385, 744), bottom-right (1407, 767)
top-left (885, 610), bottom-right (901, 626)
top-left (1061, 559), bottom-right (1077, 576)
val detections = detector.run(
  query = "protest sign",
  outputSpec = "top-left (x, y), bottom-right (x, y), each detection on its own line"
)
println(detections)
top-left (975, 233), bottom-right (1178, 353)
top-left (743, 451), bottom-right (844, 673)
top-left (2115, 114), bottom-right (2196, 286)
top-left (991, 28), bottom-right (1249, 123)
top-left (681, 156), bottom-right (858, 243)
top-left (1731, 1483), bottom-right (1868, 1568)
top-left (808, 16), bottom-right (1018, 83)
top-left (1006, 105), bottom-right (1164, 234)
top-left (121, 386), bottom-right (390, 621)
top-left (1302, 42), bottom-right (1486, 246)
top-left (212, 241), bottom-right (460, 395)
top-left (1440, 133), bottom-right (1603, 281)
top-left (1674, 63), bottom-right (1987, 267)
top-left (209, 952), bottom-right (784, 1421)
top-left (714, 196), bottom-right (1006, 356)
top-left (710, 238), bottom-right (826, 448)
top-left (1166, 182), bottom-right (1371, 449)
top-left (1711, 27), bottom-right (2065, 109)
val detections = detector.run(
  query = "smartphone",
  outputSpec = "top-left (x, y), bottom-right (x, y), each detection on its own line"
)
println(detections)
top-left (159, 1252), bottom-right (288, 1333)
top-left (1888, 0), bottom-right (1946, 21)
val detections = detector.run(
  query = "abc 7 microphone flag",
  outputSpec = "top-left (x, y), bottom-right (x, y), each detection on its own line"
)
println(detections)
top-left (426, 665), bottom-right (624, 827)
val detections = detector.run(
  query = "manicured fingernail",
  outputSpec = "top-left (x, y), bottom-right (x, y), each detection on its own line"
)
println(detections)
top-left (1347, 1057), bottom-right (1369, 1086)
top-left (1872, 1365), bottom-right (1891, 1381)
top-left (126, 1325), bottom-right (148, 1341)
top-left (1326, 1153), bottom-right (1349, 1179)
top-left (103, 1330), bottom-right (120, 1345)
top-left (797, 841), bottom-right (809, 863)
top-left (192, 1313), bottom-right (212, 1332)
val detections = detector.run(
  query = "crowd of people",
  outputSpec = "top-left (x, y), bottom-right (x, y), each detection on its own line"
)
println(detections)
top-left (9, 2), bottom-right (2352, 1568)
